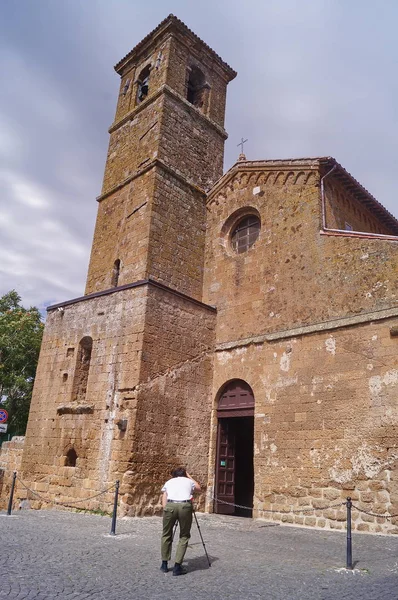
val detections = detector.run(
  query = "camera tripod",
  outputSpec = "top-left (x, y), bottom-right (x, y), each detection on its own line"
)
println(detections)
top-left (172, 505), bottom-right (211, 567)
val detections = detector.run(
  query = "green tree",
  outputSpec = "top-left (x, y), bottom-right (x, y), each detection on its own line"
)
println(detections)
top-left (0, 290), bottom-right (44, 436)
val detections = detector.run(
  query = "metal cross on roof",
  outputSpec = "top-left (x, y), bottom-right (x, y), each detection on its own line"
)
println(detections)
top-left (237, 137), bottom-right (248, 153)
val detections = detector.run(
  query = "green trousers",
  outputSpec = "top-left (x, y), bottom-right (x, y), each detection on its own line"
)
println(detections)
top-left (161, 502), bottom-right (193, 564)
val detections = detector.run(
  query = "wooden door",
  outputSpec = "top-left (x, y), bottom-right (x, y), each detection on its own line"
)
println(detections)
top-left (215, 380), bottom-right (255, 515)
top-left (215, 419), bottom-right (236, 514)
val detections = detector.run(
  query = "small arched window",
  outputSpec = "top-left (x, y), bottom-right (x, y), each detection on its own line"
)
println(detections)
top-left (111, 259), bottom-right (121, 287)
top-left (187, 66), bottom-right (206, 108)
top-left (231, 215), bottom-right (260, 254)
top-left (65, 448), bottom-right (77, 467)
top-left (136, 65), bottom-right (150, 103)
top-left (71, 336), bottom-right (93, 403)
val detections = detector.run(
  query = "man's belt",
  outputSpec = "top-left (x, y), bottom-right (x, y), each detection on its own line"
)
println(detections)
top-left (167, 499), bottom-right (191, 503)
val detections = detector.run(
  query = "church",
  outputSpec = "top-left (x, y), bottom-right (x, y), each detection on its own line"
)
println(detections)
top-left (2, 15), bottom-right (398, 533)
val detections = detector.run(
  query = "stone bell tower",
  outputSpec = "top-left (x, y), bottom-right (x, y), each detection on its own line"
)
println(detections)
top-left (17, 16), bottom-right (236, 516)
top-left (85, 14), bottom-right (236, 300)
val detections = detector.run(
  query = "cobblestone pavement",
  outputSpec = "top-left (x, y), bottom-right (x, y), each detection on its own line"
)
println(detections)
top-left (0, 509), bottom-right (397, 600)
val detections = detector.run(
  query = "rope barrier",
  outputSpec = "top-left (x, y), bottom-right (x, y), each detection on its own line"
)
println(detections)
top-left (15, 475), bottom-right (115, 507)
top-left (209, 493), bottom-right (398, 519)
top-left (10, 476), bottom-right (398, 520)
top-left (350, 502), bottom-right (398, 520)
top-left (5, 476), bottom-right (398, 569)
top-left (8, 474), bottom-right (120, 536)
top-left (207, 492), bottom-right (344, 515)
top-left (206, 494), bottom-right (255, 511)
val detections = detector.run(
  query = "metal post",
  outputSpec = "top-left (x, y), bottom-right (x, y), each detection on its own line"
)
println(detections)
top-left (346, 496), bottom-right (353, 569)
top-left (7, 471), bottom-right (17, 516)
top-left (110, 480), bottom-right (119, 536)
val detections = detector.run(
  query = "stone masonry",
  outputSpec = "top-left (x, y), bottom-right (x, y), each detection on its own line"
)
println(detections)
top-left (0, 437), bottom-right (24, 508)
top-left (1, 15), bottom-right (398, 534)
top-left (4, 15), bottom-right (233, 517)
top-left (204, 158), bottom-right (398, 533)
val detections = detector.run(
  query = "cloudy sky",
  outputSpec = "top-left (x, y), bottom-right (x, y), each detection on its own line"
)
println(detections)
top-left (1, 0), bottom-right (398, 313)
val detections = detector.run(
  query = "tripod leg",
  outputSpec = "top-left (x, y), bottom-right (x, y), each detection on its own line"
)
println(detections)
top-left (172, 521), bottom-right (178, 542)
top-left (193, 509), bottom-right (211, 567)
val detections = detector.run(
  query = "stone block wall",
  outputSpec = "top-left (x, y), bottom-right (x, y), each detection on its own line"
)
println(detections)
top-left (17, 286), bottom-right (148, 512)
top-left (146, 166), bottom-right (207, 300)
top-left (204, 161), bottom-right (398, 344)
top-left (204, 162), bottom-right (322, 341)
top-left (317, 233), bottom-right (398, 317)
top-left (87, 31), bottom-right (230, 297)
top-left (11, 16), bottom-right (398, 539)
top-left (158, 91), bottom-right (225, 191)
top-left (208, 317), bottom-right (398, 533)
top-left (85, 171), bottom-right (155, 295)
top-left (102, 96), bottom-right (163, 197)
top-left (86, 163), bottom-right (208, 300)
top-left (112, 19), bottom-right (234, 132)
top-left (120, 283), bottom-right (216, 515)
top-left (166, 34), bottom-right (231, 128)
top-left (0, 437), bottom-right (25, 510)
top-left (11, 281), bottom-right (216, 517)
top-left (113, 37), bottom-right (171, 125)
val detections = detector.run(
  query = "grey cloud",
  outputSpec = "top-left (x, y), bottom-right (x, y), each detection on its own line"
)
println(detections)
top-left (1, 0), bottom-right (397, 311)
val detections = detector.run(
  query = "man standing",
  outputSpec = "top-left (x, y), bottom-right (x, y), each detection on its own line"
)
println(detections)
top-left (160, 467), bottom-right (201, 576)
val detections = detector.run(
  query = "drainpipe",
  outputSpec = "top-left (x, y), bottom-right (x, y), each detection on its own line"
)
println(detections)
top-left (320, 164), bottom-right (337, 230)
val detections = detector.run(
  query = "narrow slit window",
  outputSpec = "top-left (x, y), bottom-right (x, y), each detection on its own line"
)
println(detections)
top-left (71, 336), bottom-right (93, 403)
top-left (111, 259), bottom-right (121, 287)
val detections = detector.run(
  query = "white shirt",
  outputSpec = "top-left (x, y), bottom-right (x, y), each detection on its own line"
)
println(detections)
top-left (161, 477), bottom-right (195, 501)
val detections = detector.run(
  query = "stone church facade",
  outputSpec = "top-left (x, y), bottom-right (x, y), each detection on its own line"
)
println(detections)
top-left (2, 15), bottom-right (398, 533)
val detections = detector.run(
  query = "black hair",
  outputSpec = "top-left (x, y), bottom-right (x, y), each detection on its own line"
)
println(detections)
top-left (171, 467), bottom-right (187, 478)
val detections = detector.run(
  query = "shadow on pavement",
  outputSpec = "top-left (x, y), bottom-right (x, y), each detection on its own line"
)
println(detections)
top-left (186, 555), bottom-right (218, 572)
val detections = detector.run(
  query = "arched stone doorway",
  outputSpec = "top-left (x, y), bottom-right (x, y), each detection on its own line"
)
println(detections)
top-left (215, 379), bottom-right (254, 517)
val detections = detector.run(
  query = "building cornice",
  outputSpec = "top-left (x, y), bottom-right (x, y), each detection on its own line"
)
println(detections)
top-left (320, 229), bottom-right (398, 242)
top-left (215, 304), bottom-right (398, 352)
top-left (108, 84), bottom-right (228, 139)
top-left (96, 157), bottom-right (206, 203)
top-left (108, 86), bottom-right (164, 133)
top-left (47, 278), bottom-right (216, 313)
top-left (206, 158), bottom-right (320, 206)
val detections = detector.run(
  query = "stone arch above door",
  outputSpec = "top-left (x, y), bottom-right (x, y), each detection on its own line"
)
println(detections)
top-left (217, 379), bottom-right (254, 418)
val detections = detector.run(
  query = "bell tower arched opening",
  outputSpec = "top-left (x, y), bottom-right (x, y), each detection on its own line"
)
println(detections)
top-left (215, 379), bottom-right (254, 517)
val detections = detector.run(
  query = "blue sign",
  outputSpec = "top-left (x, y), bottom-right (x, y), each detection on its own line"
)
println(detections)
top-left (0, 409), bottom-right (8, 423)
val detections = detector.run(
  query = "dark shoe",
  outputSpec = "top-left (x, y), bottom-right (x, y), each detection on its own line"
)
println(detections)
top-left (172, 563), bottom-right (187, 576)
top-left (160, 561), bottom-right (169, 573)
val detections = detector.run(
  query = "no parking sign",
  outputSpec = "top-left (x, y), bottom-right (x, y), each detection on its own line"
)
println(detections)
top-left (0, 409), bottom-right (8, 423)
